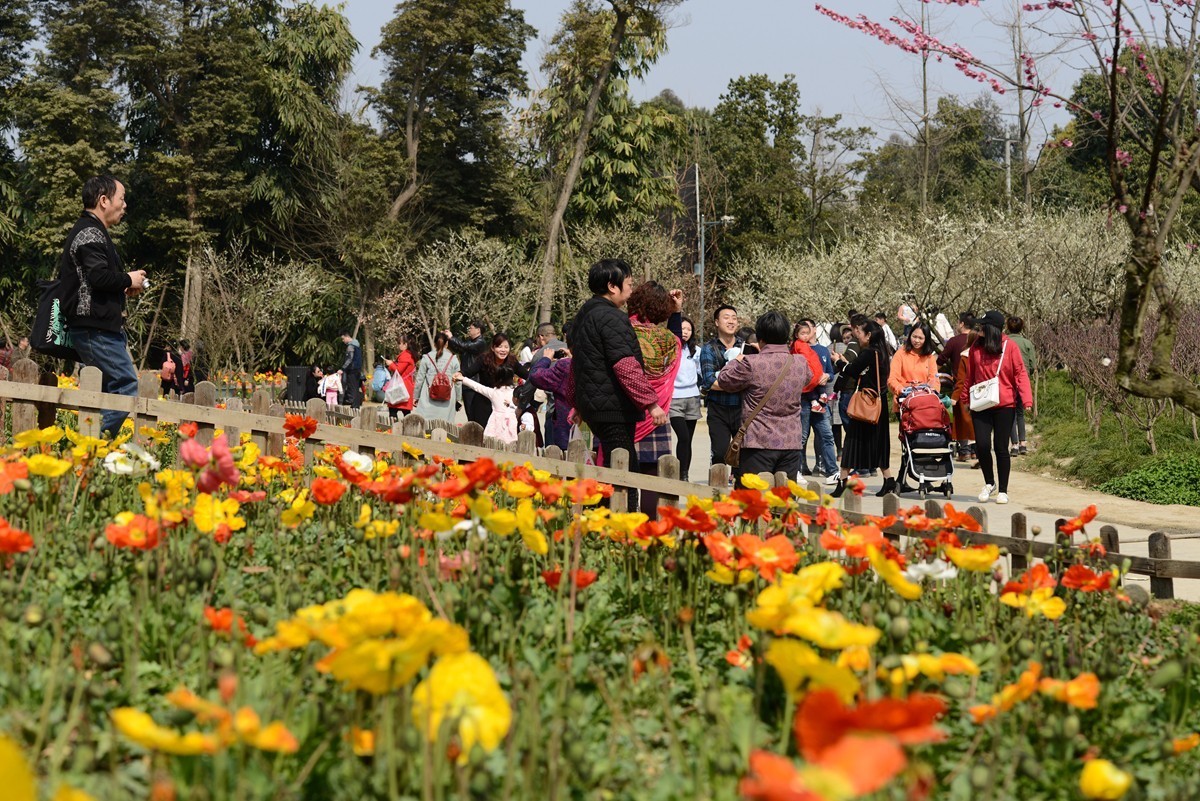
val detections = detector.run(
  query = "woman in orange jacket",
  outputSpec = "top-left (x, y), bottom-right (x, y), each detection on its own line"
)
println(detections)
top-left (887, 323), bottom-right (939, 413)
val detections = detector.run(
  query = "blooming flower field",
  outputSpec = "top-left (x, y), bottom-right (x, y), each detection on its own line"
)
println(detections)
top-left (0, 415), bottom-right (1196, 800)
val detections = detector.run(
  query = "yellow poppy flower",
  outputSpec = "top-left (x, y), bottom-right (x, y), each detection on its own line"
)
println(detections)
top-left (705, 563), bottom-right (759, 585)
top-left (1001, 587), bottom-right (1067, 619)
top-left (14, 426), bottom-right (65, 449)
top-left (867, 545), bottom-right (922, 600)
top-left (25, 454), bottom-right (72, 478)
top-left (110, 708), bottom-right (221, 755)
top-left (764, 638), bottom-right (860, 703)
top-left (1079, 759), bottom-right (1132, 800)
top-left (412, 653), bottom-right (512, 762)
top-left (740, 473), bottom-right (770, 491)
top-left (944, 544), bottom-right (1000, 572)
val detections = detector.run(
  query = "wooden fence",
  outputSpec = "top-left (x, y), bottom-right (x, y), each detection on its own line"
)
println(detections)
top-left (0, 358), bottom-right (1193, 599)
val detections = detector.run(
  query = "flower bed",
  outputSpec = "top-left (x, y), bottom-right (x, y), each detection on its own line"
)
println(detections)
top-left (0, 416), bottom-right (1196, 800)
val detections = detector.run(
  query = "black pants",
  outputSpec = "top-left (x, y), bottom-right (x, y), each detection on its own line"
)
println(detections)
top-left (343, 369), bottom-right (363, 408)
top-left (737, 448), bottom-right (801, 487)
top-left (707, 403), bottom-right (742, 468)
top-left (971, 407), bottom-right (1017, 492)
top-left (670, 416), bottom-right (697, 482)
top-left (590, 418), bottom-right (638, 510)
top-left (464, 389), bottom-right (490, 427)
top-left (1011, 407), bottom-right (1026, 444)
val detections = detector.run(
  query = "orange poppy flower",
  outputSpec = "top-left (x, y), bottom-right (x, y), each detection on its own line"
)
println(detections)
top-left (814, 734), bottom-right (908, 796)
top-left (0, 460), bottom-right (28, 495)
top-left (702, 532), bottom-right (736, 566)
top-left (106, 513), bottom-right (162, 550)
top-left (726, 634), bottom-right (754, 669)
top-left (729, 489), bottom-right (771, 521)
top-left (866, 514), bottom-right (897, 530)
top-left (1001, 563), bottom-right (1057, 595)
top-left (1039, 672), bottom-right (1100, 709)
top-left (819, 524), bottom-right (885, 558)
top-left (310, 477), bottom-right (347, 506)
top-left (282, 414), bottom-right (319, 440)
top-left (848, 477), bottom-right (866, 496)
top-left (203, 607), bottom-right (256, 647)
top-left (941, 503), bottom-right (982, 533)
top-left (631, 518), bottom-right (675, 548)
top-left (794, 688), bottom-right (947, 761)
top-left (739, 750), bottom-right (823, 801)
top-left (1059, 504), bottom-right (1098, 535)
top-left (733, 534), bottom-right (799, 581)
top-left (1061, 564), bottom-right (1116, 593)
top-left (815, 506), bottom-right (843, 529)
top-left (0, 517), bottom-right (33, 554)
top-left (660, 504), bottom-right (718, 534)
top-left (178, 421), bottom-right (199, 439)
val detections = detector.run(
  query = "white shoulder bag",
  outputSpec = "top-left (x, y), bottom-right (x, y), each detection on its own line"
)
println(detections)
top-left (969, 342), bottom-right (1006, 412)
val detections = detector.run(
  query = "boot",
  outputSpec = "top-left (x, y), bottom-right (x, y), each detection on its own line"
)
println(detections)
top-left (829, 477), bottom-right (847, 498)
top-left (875, 477), bottom-right (897, 497)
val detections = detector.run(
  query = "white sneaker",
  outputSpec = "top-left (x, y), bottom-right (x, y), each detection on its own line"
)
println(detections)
top-left (996, 492), bottom-right (1009, 505)
top-left (824, 473), bottom-right (840, 486)
top-left (977, 484), bottom-right (996, 502)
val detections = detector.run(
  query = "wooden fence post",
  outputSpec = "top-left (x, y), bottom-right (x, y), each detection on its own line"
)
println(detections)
top-left (1010, 512), bottom-right (1028, 572)
top-left (267, 403), bottom-right (286, 458)
top-left (10, 359), bottom-right (39, 434)
top-left (773, 471), bottom-right (789, 489)
top-left (515, 430), bottom-right (537, 457)
top-left (842, 487), bottom-right (861, 514)
top-left (459, 422), bottom-right (485, 449)
top-left (36, 370), bottom-right (59, 429)
top-left (1149, 532), bottom-right (1174, 599)
top-left (1099, 525), bottom-right (1120, 555)
top-left (924, 499), bottom-right (943, 519)
top-left (133, 372), bottom-right (159, 443)
top-left (565, 438), bottom-right (588, 465)
top-left (543, 445), bottom-right (564, 461)
top-left (193, 381), bottom-right (218, 446)
top-left (303, 398), bottom-right (327, 465)
top-left (882, 493), bottom-right (899, 518)
top-left (609, 448), bottom-right (630, 514)
top-left (708, 463), bottom-right (729, 490)
top-left (658, 455), bottom-right (680, 509)
top-left (76, 367), bottom-right (103, 439)
top-left (223, 398), bottom-right (244, 444)
top-left (966, 506), bottom-right (987, 532)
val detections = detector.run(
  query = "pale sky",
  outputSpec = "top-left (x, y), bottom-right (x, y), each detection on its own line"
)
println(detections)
top-left (339, 0), bottom-right (1074, 145)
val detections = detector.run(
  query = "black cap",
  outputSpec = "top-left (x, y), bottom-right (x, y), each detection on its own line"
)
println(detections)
top-left (979, 310), bottom-right (1006, 329)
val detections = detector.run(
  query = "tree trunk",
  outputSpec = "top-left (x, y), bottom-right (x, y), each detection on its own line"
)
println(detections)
top-left (363, 317), bottom-right (375, 379)
top-left (181, 245), bottom-right (202, 342)
top-left (535, 6), bottom-right (631, 324)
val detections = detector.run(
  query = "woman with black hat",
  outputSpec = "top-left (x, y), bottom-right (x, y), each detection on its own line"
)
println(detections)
top-left (960, 310), bottom-right (1033, 505)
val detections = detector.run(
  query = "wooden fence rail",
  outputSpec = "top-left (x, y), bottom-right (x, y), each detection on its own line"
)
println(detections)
top-left (0, 358), bottom-right (1190, 599)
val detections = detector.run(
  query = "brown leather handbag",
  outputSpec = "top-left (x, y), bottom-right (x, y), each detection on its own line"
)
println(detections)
top-left (725, 357), bottom-right (792, 467)
top-left (846, 349), bottom-right (882, 424)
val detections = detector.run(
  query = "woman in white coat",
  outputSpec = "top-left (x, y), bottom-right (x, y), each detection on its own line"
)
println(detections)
top-left (413, 332), bottom-right (461, 422)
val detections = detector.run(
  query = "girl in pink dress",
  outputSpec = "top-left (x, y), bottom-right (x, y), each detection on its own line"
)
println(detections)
top-left (454, 363), bottom-right (519, 444)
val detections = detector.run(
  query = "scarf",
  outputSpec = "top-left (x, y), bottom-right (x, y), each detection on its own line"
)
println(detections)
top-left (632, 317), bottom-right (679, 380)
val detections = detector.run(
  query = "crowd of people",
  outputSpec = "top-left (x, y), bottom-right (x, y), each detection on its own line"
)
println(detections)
top-left (36, 176), bottom-right (1037, 517)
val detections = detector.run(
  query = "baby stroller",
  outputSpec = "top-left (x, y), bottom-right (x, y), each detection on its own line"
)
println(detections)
top-left (897, 385), bottom-right (954, 498)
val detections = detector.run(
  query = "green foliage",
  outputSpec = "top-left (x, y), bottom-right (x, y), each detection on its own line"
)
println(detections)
top-left (708, 74), bottom-right (808, 262)
top-left (532, 0), bottom-right (682, 226)
top-left (1025, 371), bottom-right (1200, 505)
top-left (1098, 453), bottom-right (1200, 506)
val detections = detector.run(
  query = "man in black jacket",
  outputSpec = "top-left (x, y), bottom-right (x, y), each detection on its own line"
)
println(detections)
top-left (59, 176), bottom-right (146, 436)
top-left (569, 259), bottom-right (666, 461)
top-left (446, 320), bottom-right (489, 426)
top-left (339, 331), bottom-right (364, 408)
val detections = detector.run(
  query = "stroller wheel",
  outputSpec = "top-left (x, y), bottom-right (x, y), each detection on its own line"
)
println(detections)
top-left (944, 482), bottom-right (953, 497)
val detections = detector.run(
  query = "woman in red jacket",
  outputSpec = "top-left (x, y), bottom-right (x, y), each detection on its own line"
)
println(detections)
top-left (960, 310), bottom-right (1032, 505)
top-left (385, 334), bottom-right (417, 420)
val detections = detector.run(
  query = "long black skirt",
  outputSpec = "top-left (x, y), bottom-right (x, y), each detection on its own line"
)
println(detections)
top-left (842, 412), bottom-right (890, 471)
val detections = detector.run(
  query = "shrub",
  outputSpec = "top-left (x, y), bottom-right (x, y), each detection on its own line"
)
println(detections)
top-left (1098, 453), bottom-right (1200, 506)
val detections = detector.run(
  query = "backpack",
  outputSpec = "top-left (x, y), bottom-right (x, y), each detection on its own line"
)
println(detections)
top-left (428, 354), bottom-right (452, 402)
top-left (160, 352), bottom-right (176, 382)
top-left (30, 278), bottom-right (80, 361)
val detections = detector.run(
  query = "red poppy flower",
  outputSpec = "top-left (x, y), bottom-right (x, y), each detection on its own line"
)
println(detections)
top-left (849, 476), bottom-right (866, 496)
top-left (204, 606), bottom-right (256, 647)
top-left (819, 524), bottom-right (884, 558)
top-left (660, 504), bottom-right (718, 534)
top-left (283, 414), bottom-right (319, 440)
top-left (229, 489), bottom-right (267, 504)
top-left (541, 568), bottom-right (598, 591)
top-left (178, 421), bottom-right (199, 439)
top-left (942, 503), bottom-right (983, 533)
top-left (1059, 505), bottom-right (1098, 535)
top-left (1001, 563), bottom-right (1057, 595)
top-left (632, 517), bottom-right (674, 546)
top-left (0, 517), bottom-right (34, 554)
top-left (311, 477), bottom-right (347, 505)
top-left (739, 750), bottom-right (823, 801)
top-left (1061, 564), bottom-right (1115, 592)
top-left (794, 689), bottom-right (947, 761)
top-left (815, 506), bottom-right (843, 529)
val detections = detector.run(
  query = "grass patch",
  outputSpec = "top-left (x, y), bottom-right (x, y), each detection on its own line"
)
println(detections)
top-left (1025, 371), bottom-right (1200, 505)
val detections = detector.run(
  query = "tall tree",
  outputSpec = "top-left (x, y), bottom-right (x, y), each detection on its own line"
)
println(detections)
top-left (371, 0), bottom-right (535, 236)
top-left (798, 110), bottom-right (873, 241)
top-left (707, 73), bottom-right (808, 262)
top-left (533, 0), bottom-right (683, 324)
top-left (0, 0), bottom-right (34, 259)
